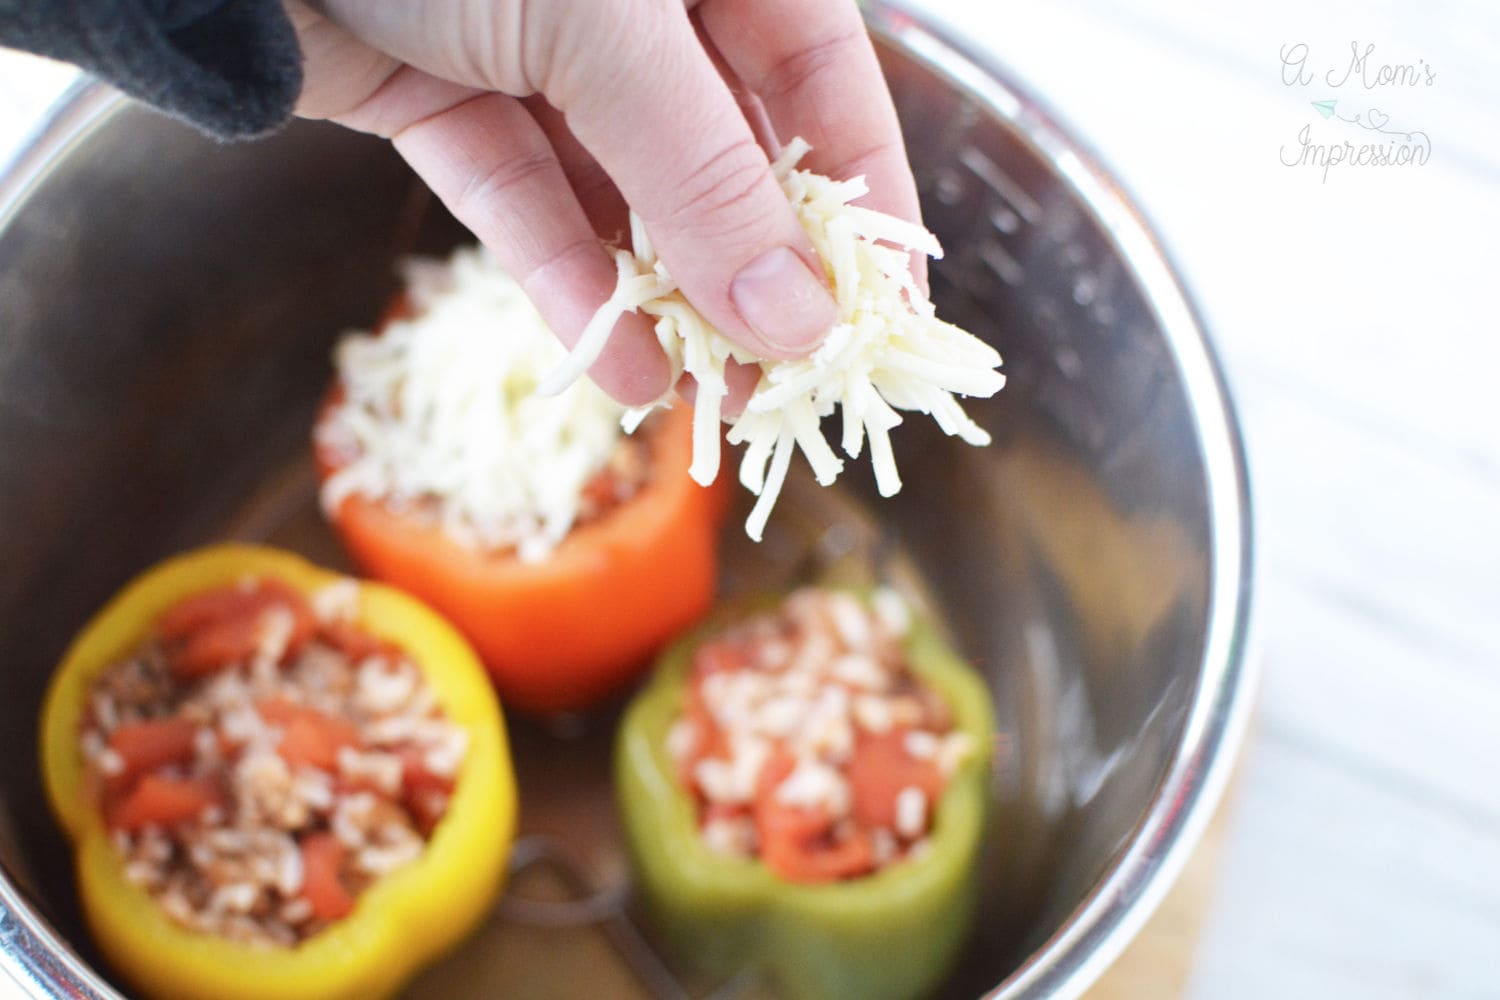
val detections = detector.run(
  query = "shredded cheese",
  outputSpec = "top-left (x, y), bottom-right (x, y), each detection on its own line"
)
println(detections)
top-left (543, 138), bottom-right (1006, 540)
top-left (317, 246), bottom-right (630, 563)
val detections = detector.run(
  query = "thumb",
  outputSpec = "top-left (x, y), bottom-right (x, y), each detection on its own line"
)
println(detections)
top-left (537, 0), bottom-right (836, 360)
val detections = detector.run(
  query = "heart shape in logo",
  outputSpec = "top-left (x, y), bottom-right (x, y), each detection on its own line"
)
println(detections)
top-left (1367, 108), bottom-right (1391, 130)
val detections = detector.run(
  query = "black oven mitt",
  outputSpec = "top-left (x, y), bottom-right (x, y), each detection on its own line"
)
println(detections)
top-left (0, 0), bottom-right (302, 139)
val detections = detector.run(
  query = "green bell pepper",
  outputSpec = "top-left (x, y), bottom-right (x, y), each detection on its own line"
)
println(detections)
top-left (614, 594), bottom-right (994, 1000)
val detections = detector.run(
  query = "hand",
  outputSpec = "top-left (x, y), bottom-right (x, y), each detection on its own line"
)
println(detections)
top-left (287, 0), bottom-right (922, 406)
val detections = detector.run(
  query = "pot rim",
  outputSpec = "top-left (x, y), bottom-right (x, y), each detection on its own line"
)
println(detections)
top-left (863, 7), bottom-right (1256, 998)
top-left (0, 7), bottom-right (1255, 997)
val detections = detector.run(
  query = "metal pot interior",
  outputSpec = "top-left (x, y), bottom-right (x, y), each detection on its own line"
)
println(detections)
top-left (0, 18), bottom-right (1247, 1000)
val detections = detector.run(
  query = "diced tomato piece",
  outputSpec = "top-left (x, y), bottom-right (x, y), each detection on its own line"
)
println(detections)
top-left (318, 620), bottom-right (398, 664)
top-left (399, 748), bottom-right (454, 796)
top-left (404, 788), bottom-right (450, 837)
top-left (754, 787), bottom-right (874, 883)
top-left (761, 826), bottom-right (875, 883)
top-left (106, 774), bottom-right (221, 831)
top-left (258, 698), bottom-right (360, 772)
top-left (158, 579), bottom-right (316, 677)
top-left (278, 716), bottom-right (358, 772)
top-left (845, 728), bottom-right (945, 832)
top-left (157, 578), bottom-right (312, 642)
top-left (216, 730), bottom-right (243, 760)
top-left (172, 616), bottom-right (271, 678)
top-left (157, 585), bottom-right (265, 642)
top-left (692, 637), bottom-right (757, 677)
top-left (743, 746), bottom-right (879, 883)
top-left (396, 748), bottom-right (456, 834)
top-left (753, 749), bottom-right (796, 801)
top-left (754, 795), bottom-right (834, 849)
top-left (579, 468), bottom-right (623, 512)
top-left (700, 802), bottom-right (750, 826)
top-left (254, 696), bottom-right (304, 726)
top-left (748, 751), bottom-right (833, 881)
top-left (299, 832), bottom-right (354, 920)
top-left (106, 717), bottom-right (198, 789)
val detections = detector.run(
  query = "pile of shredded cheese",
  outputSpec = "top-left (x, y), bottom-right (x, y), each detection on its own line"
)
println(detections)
top-left (317, 247), bottom-right (629, 562)
top-left (539, 138), bottom-right (1006, 541)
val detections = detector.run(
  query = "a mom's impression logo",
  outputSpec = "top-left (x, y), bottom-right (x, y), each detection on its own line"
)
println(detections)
top-left (1279, 42), bottom-right (1434, 182)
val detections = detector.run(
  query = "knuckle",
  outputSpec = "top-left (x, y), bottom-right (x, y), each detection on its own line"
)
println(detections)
top-left (827, 138), bottom-right (906, 185)
top-left (323, 65), bottom-right (421, 137)
top-left (515, 236), bottom-right (597, 290)
top-left (667, 138), bottom-right (776, 241)
top-left (757, 27), bottom-right (865, 102)
top-left (453, 148), bottom-right (556, 222)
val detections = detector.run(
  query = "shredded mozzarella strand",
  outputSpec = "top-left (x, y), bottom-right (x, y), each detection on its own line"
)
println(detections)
top-left (317, 246), bottom-right (629, 562)
top-left (544, 137), bottom-right (1005, 540)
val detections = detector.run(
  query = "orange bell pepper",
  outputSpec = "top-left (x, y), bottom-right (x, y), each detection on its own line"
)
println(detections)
top-left (317, 402), bottom-right (726, 713)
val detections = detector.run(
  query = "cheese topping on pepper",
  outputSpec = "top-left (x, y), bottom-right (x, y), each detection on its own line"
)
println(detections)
top-left (539, 139), bottom-right (1006, 541)
top-left (318, 248), bottom-right (630, 563)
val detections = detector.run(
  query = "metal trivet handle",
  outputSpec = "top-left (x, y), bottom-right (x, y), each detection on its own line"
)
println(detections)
top-left (499, 835), bottom-right (758, 1000)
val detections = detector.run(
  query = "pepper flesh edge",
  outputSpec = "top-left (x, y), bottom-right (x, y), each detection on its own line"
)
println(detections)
top-left (615, 598), bottom-right (994, 1000)
top-left (40, 543), bottom-right (516, 1000)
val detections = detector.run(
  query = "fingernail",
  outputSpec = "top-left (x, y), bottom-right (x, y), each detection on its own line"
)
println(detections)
top-left (730, 247), bottom-right (837, 355)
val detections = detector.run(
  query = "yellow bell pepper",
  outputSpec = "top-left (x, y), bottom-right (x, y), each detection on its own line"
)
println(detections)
top-left (39, 544), bottom-right (516, 1000)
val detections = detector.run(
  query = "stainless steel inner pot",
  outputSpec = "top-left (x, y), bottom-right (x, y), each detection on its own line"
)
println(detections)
top-left (0, 6), bottom-right (1253, 998)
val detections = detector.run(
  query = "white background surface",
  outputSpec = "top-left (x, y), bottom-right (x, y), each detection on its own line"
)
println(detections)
top-left (2, 0), bottom-right (1499, 997)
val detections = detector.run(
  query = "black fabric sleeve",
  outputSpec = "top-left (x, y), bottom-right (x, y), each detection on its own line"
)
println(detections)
top-left (0, 0), bottom-right (303, 140)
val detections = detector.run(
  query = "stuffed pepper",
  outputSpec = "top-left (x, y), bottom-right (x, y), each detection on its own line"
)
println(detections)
top-left (314, 246), bottom-right (725, 713)
top-left (40, 544), bottom-right (515, 1000)
top-left (616, 587), bottom-right (994, 1000)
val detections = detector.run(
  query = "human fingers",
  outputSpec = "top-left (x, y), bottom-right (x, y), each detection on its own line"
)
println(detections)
top-left (393, 95), bottom-right (670, 404)
top-left (522, 96), bottom-right (631, 244)
top-left (285, 0), bottom-right (407, 119)
top-left (538, 0), bottom-right (838, 361)
top-left (285, 4), bottom-right (669, 406)
top-left (689, 12), bottom-right (779, 155)
top-left (697, 0), bottom-right (926, 290)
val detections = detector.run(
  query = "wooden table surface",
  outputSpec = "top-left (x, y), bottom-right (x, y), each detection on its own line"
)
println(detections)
top-left (3, 0), bottom-right (1498, 996)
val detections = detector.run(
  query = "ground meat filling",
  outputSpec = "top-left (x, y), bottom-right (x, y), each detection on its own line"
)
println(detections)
top-left (670, 589), bottom-right (972, 883)
top-left (79, 576), bottom-right (468, 947)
